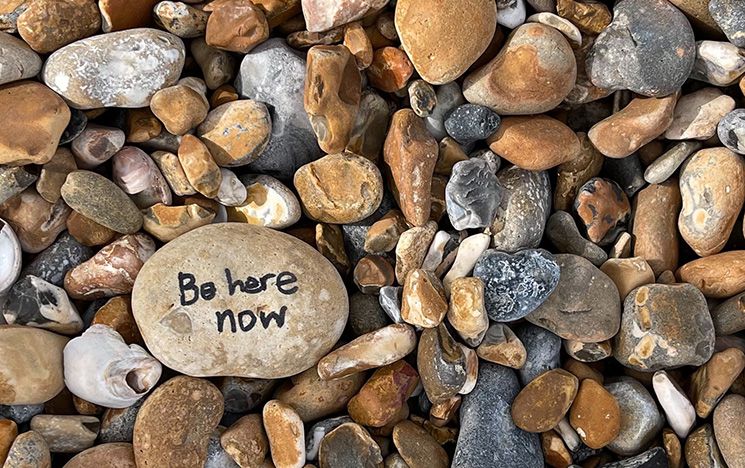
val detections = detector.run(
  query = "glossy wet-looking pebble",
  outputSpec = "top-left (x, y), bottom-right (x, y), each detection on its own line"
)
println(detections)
top-left (1, 0), bottom-right (745, 466)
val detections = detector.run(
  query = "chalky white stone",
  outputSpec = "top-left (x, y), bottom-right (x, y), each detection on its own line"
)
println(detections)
top-left (652, 371), bottom-right (696, 438)
top-left (0, 219), bottom-right (21, 295)
top-left (131, 223), bottom-right (348, 378)
top-left (42, 28), bottom-right (186, 109)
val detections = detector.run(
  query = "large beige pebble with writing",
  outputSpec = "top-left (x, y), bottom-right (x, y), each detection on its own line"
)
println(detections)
top-left (131, 223), bottom-right (348, 378)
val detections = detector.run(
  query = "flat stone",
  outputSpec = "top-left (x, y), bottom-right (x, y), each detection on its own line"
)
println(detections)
top-left (644, 141), bottom-right (701, 185)
top-left (0, 31), bottom-right (41, 86)
top-left (665, 88), bottom-right (736, 141)
top-left (473, 249), bottom-right (560, 322)
top-left (347, 360), bottom-right (419, 428)
top-left (228, 175), bottom-right (301, 229)
top-left (43, 29), bottom-right (185, 109)
top-left (16, 0), bottom-right (99, 54)
top-left (527, 254), bottom-right (620, 342)
top-left (61, 171), bottom-right (142, 234)
top-left (710, 0), bottom-right (745, 47)
top-left (275, 365), bottom-right (364, 422)
top-left (464, 23), bottom-right (576, 115)
top-left (0, 325), bottom-right (67, 405)
top-left (546, 211), bottom-right (608, 267)
top-left (633, 181), bottom-right (681, 276)
top-left (235, 39), bottom-right (321, 180)
top-left (133, 376), bottom-right (223, 467)
top-left (679, 147), bottom-right (745, 256)
top-left (30, 415), bottom-right (99, 453)
top-left (319, 422), bottom-right (383, 468)
top-left (392, 420), bottom-right (449, 468)
top-left (489, 166), bottom-right (551, 253)
top-left (3, 431), bottom-right (50, 468)
top-left (614, 284), bottom-right (715, 371)
top-left (587, 0), bottom-right (695, 96)
top-left (690, 40), bottom-right (745, 86)
top-left (395, 0), bottom-right (496, 85)
top-left (205, 0), bottom-right (268, 53)
top-left (713, 394), bottom-right (745, 468)
top-left (718, 109), bottom-right (745, 155)
top-left (678, 251), bottom-right (745, 298)
top-left (605, 377), bottom-right (664, 456)
top-left (511, 369), bottom-right (579, 433)
top-left (453, 363), bottom-right (542, 468)
top-left (353, 254), bottom-right (394, 294)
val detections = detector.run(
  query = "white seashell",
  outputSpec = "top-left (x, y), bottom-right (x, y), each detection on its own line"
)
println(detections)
top-left (443, 233), bottom-right (490, 294)
top-left (652, 371), bottom-right (696, 438)
top-left (64, 324), bottom-right (162, 408)
top-left (0, 219), bottom-right (22, 295)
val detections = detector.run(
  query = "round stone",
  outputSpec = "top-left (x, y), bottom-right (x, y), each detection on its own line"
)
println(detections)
top-left (61, 171), bottom-right (143, 234)
top-left (569, 379), bottom-right (621, 449)
top-left (395, 0), bottom-right (496, 85)
top-left (677, 251), bottom-right (745, 298)
top-left (605, 377), bottom-right (664, 456)
top-left (42, 28), bottom-right (186, 109)
top-left (488, 116), bottom-right (580, 171)
top-left (511, 369), bottom-right (579, 433)
top-left (718, 109), bottom-right (745, 155)
top-left (472, 249), bottom-right (560, 322)
top-left (131, 223), bottom-right (348, 378)
top-left (227, 175), bottom-right (301, 229)
top-left (444, 104), bottom-right (501, 145)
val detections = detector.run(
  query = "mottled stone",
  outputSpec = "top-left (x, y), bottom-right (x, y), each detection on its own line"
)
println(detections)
top-left (488, 116), bottom-right (579, 171)
top-left (0, 31), bottom-right (41, 86)
top-left (418, 324), bottom-right (467, 403)
top-left (554, 132), bottom-right (603, 212)
top-left (546, 211), bottom-right (607, 267)
top-left (220, 414), bottom-right (268, 467)
top-left (718, 109), bottom-right (745, 155)
top-left (112, 146), bottom-right (172, 209)
top-left (690, 41), bottom-right (745, 86)
top-left (30, 415), bottom-right (98, 453)
top-left (400, 268), bottom-right (446, 328)
top-left (444, 104), bottom-right (500, 146)
top-left (691, 347), bottom-right (745, 418)
top-left (318, 422), bottom-right (383, 468)
top-left (275, 366), bottom-right (364, 422)
top-left (587, 0), bottom-right (695, 96)
top-left (666, 88), bottom-right (736, 141)
top-left (392, 420), bottom-right (448, 468)
top-left (685, 424), bottom-right (726, 468)
top-left (142, 204), bottom-right (215, 242)
top-left (154, 1), bottom-right (209, 38)
top-left (20, 233), bottom-right (92, 287)
top-left (573, 178), bottom-right (630, 246)
top-left (408, 80), bottom-right (436, 118)
top-left (712, 292), bottom-right (745, 335)
top-left (347, 360), bottom-right (419, 428)
top-left (464, 23), bottom-right (576, 115)
top-left (678, 251), bottom-right (745, 298)
top-left (364, 210), bottom-right (407, 254)
top-left (178, 135), bottom-right (222, 198)
top-left (0, 166), bottom-right (36, 205)
top-left (0, 188), bottom-right (70, 253)
top-left (447, 277), bottom-right (488, 347)
top-left (61, 171), bottom-right (142, 234)
top-left (600, 257), bottom-right (655, 300)
top-left (16, 0), bottom-right (99, 54)
top-left (150, 84), bottom-right (208, 136)
top-left (3, 431), bottom-right (50, 468)
top-left (605, 377), bottom-right (664, 456)
top-left (71, 125), bottom-right (125, 169)
top-left (63, 443), bottom-right (137, 468)
top-left (228, 175), bottom-right (301, 229)
top-left (633, 181), bottom-right (681, 276)
top-left (615, 284), bottom-right (715, 371)
top-left (511, 369), bottom-right (578, 433)
top-left (36, 148), bottom-right (76, 204)
top-left (395, 222), bottom-right (437, 283)
top-left (3, 275), bottom-right (82, 334)
top-left (263, 400), bottom-right (305, 468)
top-left (353, 254), bottom-right (394, 294)
top-left (713, 394), bottom-right (745, 468)
top-left (710, 0), bottom-right (745, 47)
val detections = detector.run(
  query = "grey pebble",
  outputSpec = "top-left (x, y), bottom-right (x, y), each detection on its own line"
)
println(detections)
top-left (218, 377), bottom-right (275, 414)
top-left (644, 141), bottom-right (701, 184)
top-left (348, 292), bottom-right (390, 337)
top-left (378, 286), bottom-right (403, 324)
top-left (0, 165), bottom-right (37, 205)
top-left (98, 399), bottom-right (143, 443)
top-left (424, 82), bottom-right (465, 140)
top-left (21, 232), bottom-right (93, 286)
top-left (605, 377), bottom-right (664, 456)
top-left (446, 159), bottom-right (501, 231)
top-left (717, 109), bottom-right (745, 155)
top-left (546, 211), bottom-right (607, 267)
top-left (444, 104), bottom-right (501, 145)
top-left (0, 31), bottom-right (41, 86)
top-left (0, 404), bottom-right (44, 425)
top-left (305, 416), bottom-right (353, 461)
top-left (514, 323), bottom-right (561, 386)
top-left (709, 0), bottom-right (745, 48)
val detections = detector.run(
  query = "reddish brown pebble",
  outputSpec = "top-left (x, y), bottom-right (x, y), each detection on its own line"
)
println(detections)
top-left (353, 254), bottom-right (395, 294)
top-left (633, 181), bottom-right (682, 276)
top-left (573, 178), bottom-right (630, 245)
top-left (677, 251), bottom-right (745, 298)
top-left (204, 0), bottom-right (269, 53)
top-left (91, 296), bottom-right (142, 345)
top-left (511, 369), bottom-right (579, 433)
top-left (569, 379), bottom-right (621, 449)
top-left (220, 414), bottom-right (268, 468)
top-left (347, 360), bottom-right (419, 427)
top-left (367, 47), bottom-right (414, 93)
top-left (66, 211), bottom-right (117, 247)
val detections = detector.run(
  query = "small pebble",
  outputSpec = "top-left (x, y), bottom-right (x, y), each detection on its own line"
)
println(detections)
top-left (665, 88), bottom-right (735, 140)
top-left (554, 132), bottom-right (603, 211)
top-left (263, 400), bottom-right (305, 468)
top-left (488, 115), bottom-right (579, 170)
top-left (476, 323), bottom-right (526, 369)
top-left (690, 40), bottom-right (745, 86)
top-left (685, 424), bottom-right (726, 468)
top-left (569, 379), bottom-right (621, 449)
top-left (154, 1), bottom-right (209, 38)
top-left (347, 360), bottom-right (419, 428)
top-left (573, 177), bottom-right (630, 245)
top-left (408, 80), bottom-right (437, 118)
top-left (3, 431), bottom-right (50, 468)
top-left (643, 141), bottom-right (701, 185)
top-left (718, 108), bottom-right (745, 155)
top-left (71, 125), bottom-right (125, 169)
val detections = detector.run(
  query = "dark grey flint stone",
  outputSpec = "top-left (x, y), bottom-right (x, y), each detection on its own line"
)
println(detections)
top-left (546, 211), bottom-right (608, 267)
top-left (0, 404), bottom-right (44, 424)
top-left (514, 323), bottom-right (561, 385)
top-left (717, 109), bottom-right (745, 155)
top-left (306, 416), bottom-right (353, 461)
top-left (472, 249), bottom-right (560, 322)
top-left (235, 38), bottom-right (322, 181)
top-left (0, 165), bottom-right (36, 205)
top-left (348, 292), bottom-right (390, 337)
top-left (444, 104), bottom-right (501, 145)
top-left (98, 398), bottom-right (144, 443)
top-left (342, 191), bottom-right (395, 265)
top-left (603, 154), bottom-right (646, 197)
top-left (205, 429), bottom-right (239, 468)
top-left (379, 286), bottom-right (403, 324)
top-left (59, 108), bottom-right (88, 145)
top-left (2, 275), bottom-right (80, 332)
top-left (599, 447), bottom-right (669, 468)
top-left (219, 377), bottom-right (276, 414)
top-left (587, 0), bottom-right (695, 97)
top-left (710, 0), bottom-right (745, 48)
top-left (21, 232), bottom-right (93, 286)
top-left (446, 159), bottom-right (501, 231)
top-left (453, 362), bottom-right (542, 468)
top-left (605, 377), bottom-right (664, 456)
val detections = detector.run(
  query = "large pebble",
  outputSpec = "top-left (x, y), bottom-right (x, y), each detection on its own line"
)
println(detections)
top-left (665, 88), bottom-right (735, 140)
top-left (605, 377), bottom-right (664, 455)
top-left (453, 363), bottom-right (542, 468)
top-left (677, 251), bottom-right (745, 298)
top-left (132, 223), bottom-right (347, 379)
top-left (0, 31), bottom-right (41, 86)
top-left (395, 0), bottom-right (496, 85)
top-left (614, 284), bottom-right (715, 371)
top-left (511, 369), bottom-right (578, 433)
top-left (488, 116), bottom-right (580, 170)
top-left (0, 325), bottom-right (67, 405)
top-left (587, 0), bottom-right (695, 96)
top-left (633, 181), bottom-right (681, 276)
top-left (678, 147), bottom-right (745, 257)
top-left (43, 29), bottom-right (185, 109)
top-left (528, 254), bottom-right (621, 343)
top-left (569, 379), bottom-right (621, 449)
top-left (16, 0), bottom-right (100, 54)
top-left (464, 23), bottom-right (576, 115)
top-left (690, 40), bottom-right (745, 86)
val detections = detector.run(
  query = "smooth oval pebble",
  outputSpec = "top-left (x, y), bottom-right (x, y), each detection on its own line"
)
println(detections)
top-left (0, 219), bottom-right (22, 294)
top-left (511, 369), bottom-right (579, 433)
top-left (132, 223), bottom-right (348, 379)
top-left (713, 394), bottom-right (745, 468)
top-left (0, 31), bottom-right (42, 86)
top-left (61, 171), bottom-right (143, 234)
top-left (63, 443), bottom-right (137, 468)
top-left (42, 28), bottom-right (186, 109)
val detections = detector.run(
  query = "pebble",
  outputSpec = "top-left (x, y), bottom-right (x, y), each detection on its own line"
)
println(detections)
top-left (511, 369), bottom-right (579, 433)
top-left (546, 211), bottom-right (607, 267)
top-left (401, 269), bottom-right (448, 328)
top-left (151, 151), bottom-right (195, 197)
top-left (178, 135), bottom-right (223, 198)
top-left (644, 141), bottom-right (701, 185)
top-left (712, 292), bottom-right (745, 335)
top-left (302, 0), bottom-right (387, 32)
top-left (263, 399), bottom-right (305, 468)
top-left (0, 188), bottom-right (70, 253)
top-left (150, 84), bottom-right (209, 136)
top-left (425, 82), bottom-right (465, 140)
top-left (665, 88), bottom-right (736, 140)
top-left (367, 47), bottom-right (414, 93)
top-left (66, 212), bottom-right (116, 248)
top-left (21, 232), bottom-right (92, 286)
top-left (133, 376), bottom-right (223, 467)
top-left (556, 0), bottom-right (611, 34)
top-left (112, 147), bottom-right (172, 208)
top-left (347, 360), bottom-right (419, 427)
top-left (605, 377), bottom-right (664, 456)
top-left (0, 220), bottom-right (21, 295)
top-left (453, 363), bottom-right (542, 468)
top-left (600, 257), bottom-right (655, 300)
top-left (3, 430), bottom-right (50, 468)
top-left (61, 171), bottom-right (142, 234)
top-left (318, 322), bottom-right (416, 380)
top-left (417, 324), bottom-right (467, 403)
top-left (319, 422), bottom-right (383, 467)
top-left (235, 38), bottom-right (321, 180)
top-left (442, 233), bottom-right (489, 292)
top-left (476, 323), bottom-right (526, 369)
top-left (0, 326), bottom-right (67, 405)
top-left (718, 109), bottom-right (745, 155)
top-left (496, 0), bottom-right (526, 28)
top-left (3, 275), bottom-right (82, 334)
top-left (685, 424), bottom-right (726, 468)
top-left (220, 414), bottom-right (268, 467)
top-left (569, 379), bottom-right (621, 449)
top-left (0, 166), bottom-right (35, 206)
top-left (205, 0), bottom-right (268, 53)
top-left (527, 13), bottom-right (582, 47)
top-left (490, 167), bottom-right (551, 253)
top-left (604, 152), bottom-right (646, 198)
top-left (0, 32), bottom-right (41, 86)
top-left (37, 148), bottom-right (77, 204)
top-left (713, 394), bottom-right (745, 468)
top-left (473, 249), bottom-right (559, 322)
top-left (408, 80), bottom-right (436, 118)
top-left (353, 254), bottom-right (394, 293)
top-left (515, 323), bottom-right (561, 386)
top-left (710, 0), bottom-right (745, 47)
top-left (347, 90), bottom-right (390, 161)
top-left (316, 223), bottom-right (351, 274)
top-left (364, 210), bottom-right (407, 254)
top-left (192, 39), bottom-right (236, 91)
top-left (215, 169), bottom-right (246, 207)
top-left (633, 181), bottom-right (681, 276)
top-left (343, 22), bottom-right (373, 70)
top-left (690, 347), bottom-right (745, 418)
top-left (587, 0), bottom-right (695, 96)
top-left (488, 115), bottom-right (579, 171)
top-left (91, 296), bottom-right (142, 345)
top-left (573, 178), bottom-right (630, 245)
top-left (678, 251), bottom-right (745, 298)
top-left (71, 125), bottom-right (125, 169)
top-left (97, 401), bottom-right (142, 443)
top-left (154, 1), bottom-right (208, 38)
top-left (554, 133), bottom-right (603, 211)
top-left (63, 443), bottom-right (137, 468)
top-left (447, 277), bottom-right (488, 347)
top-left (690, 41), bottom-right (745, 86)
top-left (379, 286), bottom-right (403, 324)
top-left (228, 175), bottom-right (301, 229)
top-left (615, 284), bottom-right (715, 371)
top-left (393, 420), bottom-right (449, 468)
top-left (30, 414), bottom-right (98, 453)
top-left (294, 153), bottom-right (383, 224)
top-left (98, 0), bottom-right (158, 32)
top-left (305, 416), bottom-right (351, 461)
top-left (395, 0), bottom-right (496, 85)
top-left (445, 159), bottom-right (500, 230)
top-left (16, 0), bottom-right (100, 54)
top-left (464, 23), bottom-right (576, 115)
top-left (528, 254), bottom-right (621, 343)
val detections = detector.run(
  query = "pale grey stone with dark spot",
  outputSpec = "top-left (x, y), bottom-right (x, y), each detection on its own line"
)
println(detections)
top-left (491, 166), bottom-right (551, 253)
top-left (473, 249), bottom-right (559, 322)
top-left (605, 377), bottom-right (664, 456)
top-left (349, 292), bottom-right (389, 337)
top-left (644, 141), bottom-right (701, 184)
top-left (235, 38), bottom-right (322, 181)
top-left (444, 104), bottom-right (501, 145)
top-left (22, 233), bottom-right (93, 286)
top-left (599, 447), bottom-right (669, 467)
top-left (546, 211), bottom-right (607, 267)
top-left (717, 109), bottom-right (745, 155)
top-left (446, 159), bottom-right (501, 230)
top-left (514, 323), bottom-right (561, 385)
top-left (587, 0), bottom-right (695, 97)
top-left (0, 165), bottom-right (36, 205)
top-left (453, 362), bottom-right (542, 468)
top-left (710, 0), bottom-right (745, 48)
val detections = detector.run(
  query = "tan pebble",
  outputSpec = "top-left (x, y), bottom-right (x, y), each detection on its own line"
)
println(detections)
top-left (713, 394), bottom-right (745, 468)
top-left (30, 414), bottom-right (99, 453)
top-left (392, 420), bottom-right (449, 468)
top-left (91, 295), bottom-right (143, 345)
top-left (395, 221), bottom-right (437, 283)
top-left (678, 251), bottom-right (745, 298)
top-left (150, 84), bottom-right (209, 135)
top-left (210, 84), bottom-right (239, 108)
top-left (0, 419), bottom-right (17, 464)
top-left (37, 148), bottom-right (77, 204)
top-left (541, 430), bottom-right (573, 468)
top-left (125, 108), bottom-right (162, 143)
top-left (563, 358), bottom-right (604, 384)
top-left (62, 443), bottom-right (137, 468)
top-left (600, 257), bottom-right (655, 300)
top-left (347, 360), bottom-right (419, 427)
top-left (343, 22), bottom-right (373, 69)
top-left (66, 211), bottom-right (117, 247)
top-left (488, 115), bottom-right (580, 170)
top-left (177, 135), bottom-right (222, 198)
top-left (364, 209), bottom-right (409, 254)
top-left (151, 151), bottom-right (196, 197)
top-left (191, 38), bottom-right (237, 91)
top-left (402, 269), bottom-right (448, 328)
top-left (3, 431), bottom-right (50, 468)
top-left (367, 47), bottom-right (414, 93)
top-left (220, 414), bottom-right (268, 468)
top-left (274, 366), bottom-right (365, 422)
top-left (287, 27), bottom-right (344, 49)
top-left (347, 89), bottom-right (391, 163)
top-left (511, 369), bottom-right (579, 433)
top-left (99, 0), bottom-right (159, 32)
top-left (665, 88), bottom-right (735, 140)
top-left (476, 323), bottom-right (527, 369)
top-left (17, 0), bottom-right (99, 53)
top-left (668, 0), bottom-right (722, 36)
top-left (435, 138), bottom-right (468, 176)
top-left (353, 254), bottom-right (394, 294)
top-left (263, 400), bottom-right (305, 468)
top-left (142, 203), bottom-right (215, 242)
top-left (0, 188), bottom-right (70, 253)
top-left (315, 223), bottom-right (350, 274)
top-left (447, 277), bottom-right (488, 347)
top-left (569, 379), bottom-right (621, 449)
top-left (197, 100), bottom-right (272, 167)
top-left (205, 0), bottom-right (269, 53)
top-left (662, 428), bottom-right (683, 468)
top-left (556, 0), bottom-right (611, 34)
top-left (685, 424), bottom-right (726, 468)
top-left (690, 348), bottom-right (745, 418)
top-left (633, 181), bottom-right (681, 276)
top-left (526, 13), bottom-right (582, 47)
top-left (227, 175), bottom-right (301, 229)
